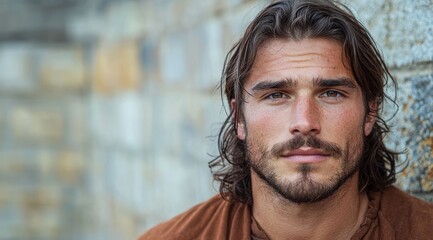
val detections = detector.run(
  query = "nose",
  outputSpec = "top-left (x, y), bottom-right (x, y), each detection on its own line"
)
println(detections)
top-left (289, 97), bottom-right (321, 136)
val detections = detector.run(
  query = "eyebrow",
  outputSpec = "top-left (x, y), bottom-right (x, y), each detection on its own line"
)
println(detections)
top-left (313, 77), bottom-right (357, 88)
top-left (251, 78), bottom-right (296, 92)
top-left (250, 77), bottom-right (357, 93)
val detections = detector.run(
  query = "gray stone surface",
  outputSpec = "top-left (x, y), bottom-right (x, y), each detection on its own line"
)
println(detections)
top-left (386, 0), bottom-right (433, 67)
top-left (191, 19), bottom-right (224, 91)
top-left (350, 0), bottom-right (433, 67)
top-left (0, 44), bottom-right (37, 92)
top-left (36, 46), bottom-right (86, 91)
top-left (390, 74), bottom-right (433, 192)
top-left (159, 32), bottom-right (188, 84)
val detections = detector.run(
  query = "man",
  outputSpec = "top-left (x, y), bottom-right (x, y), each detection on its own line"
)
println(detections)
top-left (140, 0), bottom-right (433, 239)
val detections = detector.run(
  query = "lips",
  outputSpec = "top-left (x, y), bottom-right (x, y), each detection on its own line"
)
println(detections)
top-left (280, 148), bottom-right (330, 163)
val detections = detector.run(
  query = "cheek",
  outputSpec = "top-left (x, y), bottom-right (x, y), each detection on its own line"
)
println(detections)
top-left (244, 108), bottom-right (288, 140)
top-left (323, 107), bottom-right (365, 139)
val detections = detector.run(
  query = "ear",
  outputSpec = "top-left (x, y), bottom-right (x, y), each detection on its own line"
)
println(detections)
top-left (364, 101), bottom-right (377, 136)
top-left (231, 99), bottom-right (246, 140)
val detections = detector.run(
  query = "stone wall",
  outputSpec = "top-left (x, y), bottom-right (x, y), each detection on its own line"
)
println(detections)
top-left (0, 0), bottom-right (431, 239)
top-left (0, 40), bottom-right (89, 240)
top-left (347, 0), bottom-right (433, 198)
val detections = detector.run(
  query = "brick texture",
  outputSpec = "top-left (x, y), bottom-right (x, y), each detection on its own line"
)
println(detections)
top-left (0, 0), bottom-right (431, 239)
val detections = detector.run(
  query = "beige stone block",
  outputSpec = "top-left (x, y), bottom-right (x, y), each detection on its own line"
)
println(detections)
top-left (0, 157), bottom-right (27, 177)
top-left (0, 151), bottom-right (30, 173)
top-left (22, 187), bottom-right (61, 213)
top-left (11, 108), bottom-right (63, 143)
top-left (36, 150), bottom-right (85, 183)
top-left (111, 201), bottom-right (138, 239)
top-left (22, 187), bottom-right (62, 238)
top-left (38, 150), bottom-right (55, 176)
top-left (93, 41), bottom-right (141, 94)
top-left (56, 151), bottom-right (85, 184)
top-left (38, 47), bottom-right (86, 91)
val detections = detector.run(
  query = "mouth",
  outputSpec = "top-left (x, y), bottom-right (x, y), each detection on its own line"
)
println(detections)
top-left (280, 148), bottom-right (330, 164)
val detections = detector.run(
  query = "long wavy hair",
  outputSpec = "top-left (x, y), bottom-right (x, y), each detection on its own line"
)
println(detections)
top-left (209, 0), bottom-right (399, 204)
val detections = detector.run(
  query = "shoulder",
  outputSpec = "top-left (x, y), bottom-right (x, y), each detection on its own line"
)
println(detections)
top-left (378, 186), bottom-right (433, 236)
top-left (138, 194), bottom-right (251, 240)
top-left (380, 186), bottom-right (433, 215)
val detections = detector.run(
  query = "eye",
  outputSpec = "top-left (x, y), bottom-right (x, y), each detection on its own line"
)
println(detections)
top-left (265, 92), bottom-right (287, 100)
top-left (321, 90), bottom-right (343, 98)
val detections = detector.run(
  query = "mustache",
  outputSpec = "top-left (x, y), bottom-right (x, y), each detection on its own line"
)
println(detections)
top-left (270, 135), bottom-right (342, 158)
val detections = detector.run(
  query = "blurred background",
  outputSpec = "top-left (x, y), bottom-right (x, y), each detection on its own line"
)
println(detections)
top-left (0, 0), bottom-right (431, 239)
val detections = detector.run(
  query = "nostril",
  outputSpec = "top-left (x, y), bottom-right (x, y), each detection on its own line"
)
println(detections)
top-left (289, 119), bottom-right (321, 135)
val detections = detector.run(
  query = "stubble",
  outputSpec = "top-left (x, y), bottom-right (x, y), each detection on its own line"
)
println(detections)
top-left (247, 135), bottom-right (363, 204)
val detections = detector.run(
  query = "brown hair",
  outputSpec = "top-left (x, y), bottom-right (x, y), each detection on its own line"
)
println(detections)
top-left (209, 0), bottom-right (399, 204)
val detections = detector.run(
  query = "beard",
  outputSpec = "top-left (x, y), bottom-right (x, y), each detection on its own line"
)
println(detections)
top-left (247, 134), bottom-right (364, 204)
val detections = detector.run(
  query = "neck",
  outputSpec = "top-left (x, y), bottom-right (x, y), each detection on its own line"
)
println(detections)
top-left (251, 172), bottom-right (369, 240)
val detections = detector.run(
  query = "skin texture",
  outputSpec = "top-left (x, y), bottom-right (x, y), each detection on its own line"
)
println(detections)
top-left (235, 38), bottom-right (375, 239)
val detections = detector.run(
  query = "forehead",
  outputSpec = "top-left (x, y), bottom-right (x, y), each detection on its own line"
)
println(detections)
top-left (246, 38), bottom-right (356, 87)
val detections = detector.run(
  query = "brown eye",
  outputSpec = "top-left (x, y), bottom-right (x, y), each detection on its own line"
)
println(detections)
top-left (322, 90), bottom-right (342, 98)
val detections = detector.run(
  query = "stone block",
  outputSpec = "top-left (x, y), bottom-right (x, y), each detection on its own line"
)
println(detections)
top-left (22, 187), bottom-right (62, 214)
top-left (0, 149), bottom-right (77, 184)
top-left (140, 1), bottom-right (158, 34)
top-left (140, 39), bottom-right (157, 77)
top-left (189, 19), bottom-right (225, 91)
top-left (347, 0), bottom-right (388, 51)
top-left (213, 0), bottom-right (244, 11)
top-left (11, 107), bottom-right (64, 144)
top-left (55, 151), bottom-right (85, 184)
top-left (66, 100), bottom-right (87, 146)
top-left (109, 151), bottom-right (132, 206)
top-left (114, 93), bottom-right (144, 150)
top-left (152, 156), bottom-right (196, 217)
top-left (90, 93), bottom-right (145, 150)
top-left (350, 0), bottom-right (433, 67)
top-left (151, 91), bottom-right (183, 156)
top-left (0, 151), bottom-right (33, 181)
top-left (152, 0), bottom-right (178, 31)
top-left (89, 95), bottom-right (119, 146)
top-left (37, 46), bottom-right (86, 91)
top-left (69, 1), bottom-right (148, 42)
top-left (104, 1), bottom-right (147, 40)
top-left (93, 41), bottom-right (141, 94)
top-left (142, 96), bottom-right (153, 149)
top-left (67, 1), bottom-right (104, 42)
top-left (159, 31), bottom-right (188, 84)
top-left (385, 0), bottom-right (433, 67)
top-left (221, 1), bottom-right (266, 50)
top-left (0, 44), bottom-right (36, 92)
top-left (37, 150), bottom-right (57, 178)
top-left (21, 186), bottom-right (62, 239)
top-left (176, 0), bottom-right (217, 26)
top-left (109, 201), bottom-right (138, 240)
top-left (0, 190), bottom-right (23, 240)
top-left (178, 94), bottom-right (207, 163)
top-left (147, 155), bottom-right (213, 230)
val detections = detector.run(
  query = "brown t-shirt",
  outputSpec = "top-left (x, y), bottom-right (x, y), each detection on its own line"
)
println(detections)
top-left (138, 186), bottom-right (433, 240)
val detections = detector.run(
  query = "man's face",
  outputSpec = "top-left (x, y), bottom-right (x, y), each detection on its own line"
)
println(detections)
top-left (236, 38), bottom-right (376, 203)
